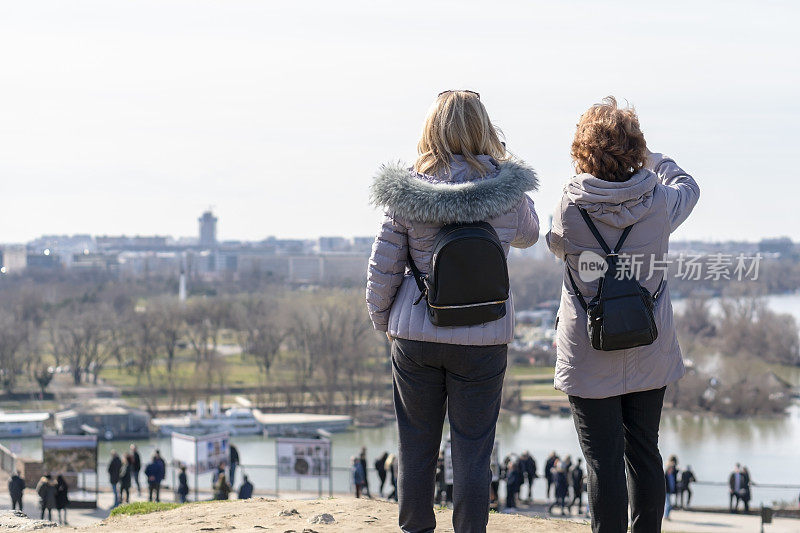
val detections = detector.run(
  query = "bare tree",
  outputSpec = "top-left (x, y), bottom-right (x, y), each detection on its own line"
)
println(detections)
top-left (233, 296), bottom-right (286, 381)
top-left (0, 309), bottom-right (28, 394)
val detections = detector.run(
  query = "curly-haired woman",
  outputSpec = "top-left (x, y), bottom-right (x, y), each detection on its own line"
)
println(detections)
top-left (547, 97), bottom-right (699, 533)
top-left (367, 90), bottom-right (539, 532)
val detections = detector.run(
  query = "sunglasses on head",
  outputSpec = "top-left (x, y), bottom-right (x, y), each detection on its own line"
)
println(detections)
top-left (437, 90), bottom-right (480, 99)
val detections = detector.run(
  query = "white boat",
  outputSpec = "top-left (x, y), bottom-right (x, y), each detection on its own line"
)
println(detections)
top-left (0, 412), bottom-right (50, 438)
top-left (152, 402), bottom-right (263, 436)
top-left (254, 412), bottom-right (352, 437)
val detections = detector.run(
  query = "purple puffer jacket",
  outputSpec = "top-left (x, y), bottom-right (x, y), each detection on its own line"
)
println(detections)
top-left (366, 154), bottom-right (540, 346)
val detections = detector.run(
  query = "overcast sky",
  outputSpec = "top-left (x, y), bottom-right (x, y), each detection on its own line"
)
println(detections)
top-left (1, 0), bottom-right (797, 244)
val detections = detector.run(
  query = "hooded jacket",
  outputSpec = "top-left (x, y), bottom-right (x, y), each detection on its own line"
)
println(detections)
top-left (367, 154), bottom-right (539, 346)
top-left (547, 151), bottom-right (700, 398)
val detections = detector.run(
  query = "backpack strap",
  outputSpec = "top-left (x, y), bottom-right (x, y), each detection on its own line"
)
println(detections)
top-left (566, 268), bottom-right (588, 312)
top-left (572, 206), bottom-right (665, 303)
top-left (406, 249), bottom-right (427, 305)
top-left (577, 206), bottom-right (632, 258)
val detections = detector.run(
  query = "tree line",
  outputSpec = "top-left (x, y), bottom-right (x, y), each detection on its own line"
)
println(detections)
top-left (0, 276), bottom-right (386, 414)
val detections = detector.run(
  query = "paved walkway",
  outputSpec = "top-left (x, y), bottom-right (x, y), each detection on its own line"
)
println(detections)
top-left (509, 500), bottom-right (799, 533)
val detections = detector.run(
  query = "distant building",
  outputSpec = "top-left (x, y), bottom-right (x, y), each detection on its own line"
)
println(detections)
top-left (319, 236), bottom-right (350, 253)
top-left (96, 235), bottom-right (169, 250)
top-left (26, 251), bottom-right (61, 270)
top-left (71, 252), bottom-right (119, 272)
top-left (0, 245), bottom-right (27, 274)
top-left (198, 210), bottom-right (218, 248)
top-left (759, 237), bottom-right (795, 257)
top-left (352, 236), bottom-right (375, 253)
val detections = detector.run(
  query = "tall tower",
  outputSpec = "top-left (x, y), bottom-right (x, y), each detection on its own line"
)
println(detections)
top-left (198, 210), bottom-right (218, 248)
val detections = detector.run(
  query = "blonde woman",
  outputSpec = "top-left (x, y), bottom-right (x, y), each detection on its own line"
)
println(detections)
top-left (367, 90), bottom-right (539, 532)
top-left (547, 97), bottom-right (699, 532)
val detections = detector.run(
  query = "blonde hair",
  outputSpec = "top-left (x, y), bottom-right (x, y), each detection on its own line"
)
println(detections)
top-left (414, 91), bottom-right (508, 177)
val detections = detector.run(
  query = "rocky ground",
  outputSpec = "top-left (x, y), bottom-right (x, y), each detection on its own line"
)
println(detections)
top-left (3, 498), bottom-right (589, 533)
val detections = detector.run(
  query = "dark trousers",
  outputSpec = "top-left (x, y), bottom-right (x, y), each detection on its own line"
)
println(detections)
top-left (229, 463), bottom-right (237, 487)
top-left (148, 483), bottom-right (161, 502)
top-left (570, 488), bottom-right (583, 511)
top-left (11, 496), bottom-right (22, 510)
top-left (680, 487), bottom-right (691, 507)
top-left (392, 339), bottom-right (507, 533)
top-left (40, 505), bottom-right (52, 521)
top-left (569, 387), bottom-right (666, 533)
top-left (377, 471), bottom-right (387, 496)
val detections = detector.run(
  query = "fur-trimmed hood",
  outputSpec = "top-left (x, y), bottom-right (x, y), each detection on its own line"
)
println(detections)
top-left (370, 158), bottom-right (538, 224)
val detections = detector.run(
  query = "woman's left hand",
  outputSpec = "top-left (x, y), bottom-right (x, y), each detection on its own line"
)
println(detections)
top-left (386, 332), bottom-right (394, 343)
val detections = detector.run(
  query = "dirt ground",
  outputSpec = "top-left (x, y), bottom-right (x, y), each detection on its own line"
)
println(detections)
top-left (70, 498), bottom-right (590, 532)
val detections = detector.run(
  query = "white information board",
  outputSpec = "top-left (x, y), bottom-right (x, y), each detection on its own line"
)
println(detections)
top-left (171, 432), bottom-right (230, 474)
top-left (276, 437), bottom-right (331, 478)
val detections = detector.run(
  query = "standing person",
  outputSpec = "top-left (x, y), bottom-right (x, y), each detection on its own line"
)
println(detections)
top-left (666, 455), bottom-right (680, 508)
top-left (374, 452), bottom-right (388, 498)
top-left (385, 454), bottom-right (398, 502)
top-left (547, 97), bottom-right (700, 533)
top-left (154, 450), bottom-right (166, 483)
top-left (237, 475), bottom-right (253, 500)
top-left (145, 454), bottom-right (164, 502)
top-left (8, 470), bottom-right (25, 511)
top-left (505, 459), bottom-right (522, 510)
top-left (544, 452), bottom-right (558, 500)
top-left (129, 444), bottom-right (141, 496)
top-left (520, 451), bottom-right (537, 503)
top-left (108, 450), bottom-right (122, 508)
top-left (359, 447), bottom-right (371, 498)
top-left (549, 460), bottom-right (569, 516)
top-left (569, 458), bottom-right (585, 514)
top-left (489, 461), bottom-right (501, 511)
top-left (119, 455), bottom-right (132, 504)
top-left (352, 456), bottom-right (367, 498)
top-left (213, 471), bottom-right (230, 500)
top-left (177, 465), bottom-right (189, 503)
top-left (36, 474), bottom-right (56, 521)
top-left (55, 475), bottom-right (69, 525)
top-left (229, 444), bottom-right (240, 487)
top-left (729, 463), bottom-right (743, 512)
top-left (679, 465), bottom-right (696, 509)
top-left (435, 451), bottom-right (447, 505)
top-left (664, 461), bottom-right (677, 520)
top-left (366, 90), bottom-right (540, 533)
top-left (741, 467), bottom-right (752, 513)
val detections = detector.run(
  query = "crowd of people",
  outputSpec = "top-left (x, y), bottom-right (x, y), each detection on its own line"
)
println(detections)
top-left (351, 446), bottom-right (588, 515)
top-left (351, 447), bottom-right (398, 501)
top-left (104, 442), bottom-right (252, 505)
top-left (6, 471), bottom-right (69, 525)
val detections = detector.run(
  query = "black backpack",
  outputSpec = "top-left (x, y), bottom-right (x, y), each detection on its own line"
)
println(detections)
top-left (408, 222), bottom-right (509, 327)
top-left (566, 207), bottom-right (662, 351)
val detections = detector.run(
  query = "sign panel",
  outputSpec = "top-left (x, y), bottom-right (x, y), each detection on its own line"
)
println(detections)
top-left (171, 432), bottom-right (230, 474)
top-left (42, 435), bottom-right (98, 474)
top-left (276, 437), bottom-right (331, 478)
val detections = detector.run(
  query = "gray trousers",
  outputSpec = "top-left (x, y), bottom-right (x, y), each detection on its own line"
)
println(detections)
top-left (391, 338), bottom-right (507, 533)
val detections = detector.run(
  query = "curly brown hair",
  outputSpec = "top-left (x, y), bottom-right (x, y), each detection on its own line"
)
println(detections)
top-left (571, 96), bottom-right (647, 182)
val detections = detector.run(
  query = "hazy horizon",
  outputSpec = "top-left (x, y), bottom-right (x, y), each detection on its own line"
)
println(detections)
top-left (2, 0), bottom-right (798, 244)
